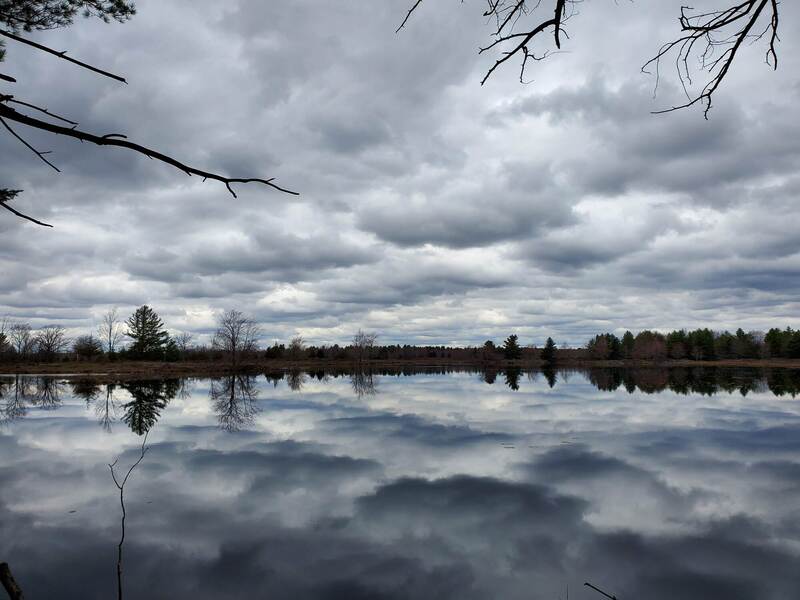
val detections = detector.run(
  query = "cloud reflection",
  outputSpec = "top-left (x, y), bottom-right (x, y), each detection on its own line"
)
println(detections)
top-left (0, 369), bottom-right (799, 598)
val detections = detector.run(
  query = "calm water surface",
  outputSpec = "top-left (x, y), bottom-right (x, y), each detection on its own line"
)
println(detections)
top-left (1, 368), bottom-right (800, 599)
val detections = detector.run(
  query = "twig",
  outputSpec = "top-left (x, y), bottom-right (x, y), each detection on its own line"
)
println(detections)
top-left (643, 0), bottom-right (779, 117)
top-left (396, 0), bottom-right (423, 33)
top-left (0, 94), bottom-right (79, 126)
top-left (0, 115), bottom-right (60, 171)
top-left (108, 432), bottom-right (149, 600)
top-left (0, 200), bottom-right (53, 227)
top-left (0, 28), bottom-right (126, 83)
top-left (584, 581), bottom-right (618, 600)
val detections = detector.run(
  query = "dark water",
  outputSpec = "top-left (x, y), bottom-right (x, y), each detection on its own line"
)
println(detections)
top-left (1, 368), bottom-right (800, 599)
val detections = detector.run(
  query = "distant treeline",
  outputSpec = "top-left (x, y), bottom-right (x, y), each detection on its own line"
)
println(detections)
top-left (584, 327), bottom-right (800, 360)
top-left (2, 305), bottom-right (800, 365)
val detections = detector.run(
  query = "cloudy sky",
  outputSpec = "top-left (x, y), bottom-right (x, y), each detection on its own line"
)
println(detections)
top-left (1, 1), bottom-right (799, 346)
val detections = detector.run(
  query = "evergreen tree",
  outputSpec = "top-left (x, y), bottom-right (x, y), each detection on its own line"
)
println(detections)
top-left (126, 305), bottom-right (169, 359)
top-left (621, 330), bottom-right (635, 359)
top-left (502, 334), bottom-right (522, 360)
top-left (764, 328), bottom-right (786, 357)
top-left (541, 337), bottom-right (557, 363)
top-left (164, 338), bottom-right (180, 362)
top-left (787, 331), bottom-right (800, 359)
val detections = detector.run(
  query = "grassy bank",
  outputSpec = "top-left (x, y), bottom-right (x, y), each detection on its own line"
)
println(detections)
top-left (1, 357), bottom-right (799, 380)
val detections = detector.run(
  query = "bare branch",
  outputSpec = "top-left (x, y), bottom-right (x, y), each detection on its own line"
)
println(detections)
top-left (0, 198), bottom-right (53, 227)
top-left (398, 1), bottom-right (781, 115)
top-left (0, 114), bottom-right (60, 171)
top-left (0, 562), bottom-right (24, 600)
top-left (643, 0), bottom-right (779, 117)
top-left (0, 102), bottom-right (298, 197)
top-left (584, 581), bottom-right (618, 600)
top-left (108, 432), bottom-right (149, 600)
top-left (0, 27), bottom-right (126, 82)
top-left (398, 1), bottom-right (577, 86)
top-left (396, 0), bottom-right (424, 33)
top-left (0, 94), bottom-right (78, 125)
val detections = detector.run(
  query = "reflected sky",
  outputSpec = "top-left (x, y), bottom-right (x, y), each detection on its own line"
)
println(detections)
top-left (1, 369), bottom-right (800, 599)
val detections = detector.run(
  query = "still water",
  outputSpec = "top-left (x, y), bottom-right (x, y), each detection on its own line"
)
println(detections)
top-left (1, 368), bottom-right (800, 599)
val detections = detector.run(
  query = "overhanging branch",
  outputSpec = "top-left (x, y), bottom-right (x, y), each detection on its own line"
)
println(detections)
top-left (0, 102), bottom-right (298, 198)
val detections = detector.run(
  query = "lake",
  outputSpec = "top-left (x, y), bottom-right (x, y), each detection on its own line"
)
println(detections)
top-left (1, 367), bottom-right (800, 599)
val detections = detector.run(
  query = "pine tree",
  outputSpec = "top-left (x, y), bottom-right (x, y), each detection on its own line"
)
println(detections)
top-left (126, 305), bottom-right (169, 359)
top-left (621, 330), bottom-right (635, 359)
top-left (541, 337), bottom-right (557, 363)
top-left (502, 334), bottom-right (522, 360)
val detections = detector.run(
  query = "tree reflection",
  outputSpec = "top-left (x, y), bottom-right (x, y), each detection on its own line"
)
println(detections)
top-left (503, 367), bottom-right (521, 391)
top-left (210, 375), bottom-right (260, 432)
top-left (28, 377), bottom-right (63, 409)
top-left (286, 369), bottom-right (306, 392)
top-left (351, 370), bottom-right (378, 399)
top-left (120, 380), bottom-right (179, 435)
top-left (264, 372), bottom-right (284, 388)
top-left (1, 376), bottom-right (64, 424)
top-left (0, 375), bottom-right (26, 425)
top-left (542, 366), bottom-right (558, 388)
top-left (71, 379), bottom-right (120, 432)
top-left (71, 379), bottom-right (102, 402)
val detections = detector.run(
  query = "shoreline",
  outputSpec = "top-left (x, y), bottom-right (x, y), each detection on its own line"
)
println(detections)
top-left (1, 357), bottom-right (799, 381)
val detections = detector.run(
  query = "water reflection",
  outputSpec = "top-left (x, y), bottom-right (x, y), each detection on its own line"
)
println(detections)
top-left (286, 369), bottom-right (307, 392)
top-left (0, 375), bottom-right (65, 425)
top-left (504, 366), bottom-right (521, 390)
top-left (1, 369), bottom-right (800, 598)
top-left (351, 369), bottom-right (378, 398)
top-left (120, 380), bottom-right (179, 435)
top-left (542, 365), bottom-right (557, 388)
top-left (210, 375), bottom-right (260, 432)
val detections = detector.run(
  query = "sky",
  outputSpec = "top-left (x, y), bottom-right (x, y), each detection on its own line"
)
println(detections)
top-left (1, 0), bottom-right (799, 347)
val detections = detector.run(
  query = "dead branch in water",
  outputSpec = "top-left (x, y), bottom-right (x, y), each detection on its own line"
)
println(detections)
top-left (108, 432), bottom-right (149, 600)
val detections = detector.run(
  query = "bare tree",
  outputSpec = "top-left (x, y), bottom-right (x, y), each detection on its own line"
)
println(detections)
top-left (0, 316), bottom-right (9, 354)
top-left (287, 335), bottom-right (306, 360)
top-left (352, 329), bottom-right (378, 364)
top-left (98, 308), bottom-right (124, 354)
top-left (8, 322), bottom-right (34, 357)
top-left (174, 331), bottom-right (194, 358)
top-left (35, 324), bottom-right (69, 360)
top-left (399, 1), bottom-right (781, 116)
top-left (212, 310), bottom-right (261, 368)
